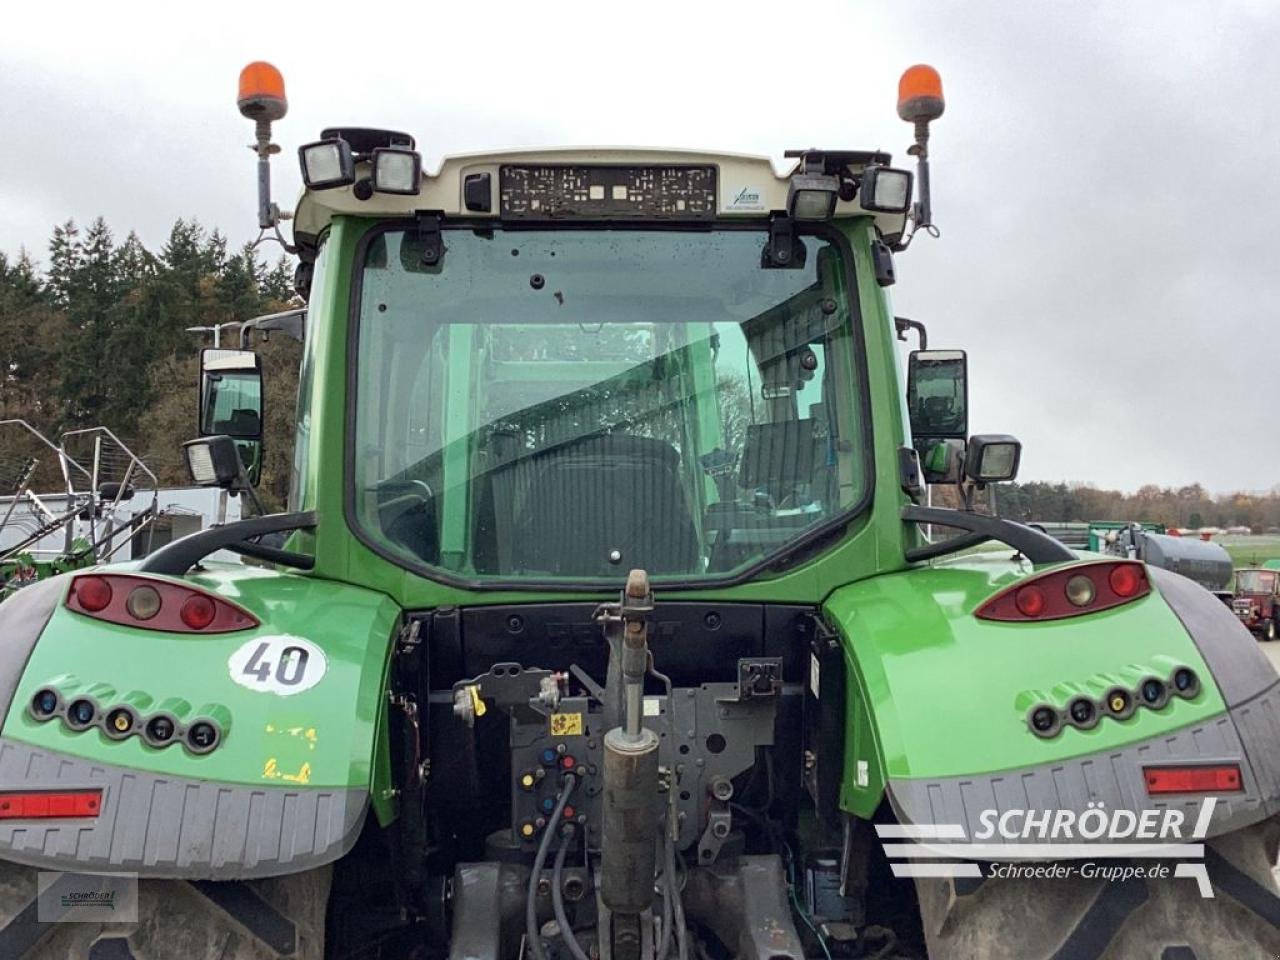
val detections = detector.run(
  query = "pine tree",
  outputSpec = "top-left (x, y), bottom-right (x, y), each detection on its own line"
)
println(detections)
top-left (262, 255), bottom-right (296, 303)
top-left (45, 220), bottom-right (82, 309)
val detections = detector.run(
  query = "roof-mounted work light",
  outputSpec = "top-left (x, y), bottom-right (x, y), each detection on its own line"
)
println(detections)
top-left (237, 62), bottom-right (289, 233)
top-left (787, 172), bottom-right (840, 221)
top-left (372, 147), bottom-right (422, 195)
top-left (897, 64), bottom-right (944, 234)
top-left (859, 165), bottom-right (914, 214)
top-left (299, 139), bottom-right (356, 190)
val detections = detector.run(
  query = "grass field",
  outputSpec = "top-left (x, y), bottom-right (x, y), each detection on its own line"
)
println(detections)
top-left (1217, 534), bottom-right (1280, 569)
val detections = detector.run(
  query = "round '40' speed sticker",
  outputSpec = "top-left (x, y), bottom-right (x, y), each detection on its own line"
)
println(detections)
top-left (228, 636), bottom-right (327, 696)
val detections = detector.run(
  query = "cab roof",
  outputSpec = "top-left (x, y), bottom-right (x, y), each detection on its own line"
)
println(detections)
top-left (291, 146), bottom-right (909, 245)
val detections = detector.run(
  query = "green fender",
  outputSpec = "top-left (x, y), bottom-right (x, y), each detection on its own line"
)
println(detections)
top-left (0, 563), bottom-right (401, 878)
top-left (822, 554), bottom-right (1232, 820)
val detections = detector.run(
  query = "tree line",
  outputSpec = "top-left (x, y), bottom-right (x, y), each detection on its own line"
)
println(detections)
top-left (990, 481), bottom-right (1280, 532)
top-left (2, 216), bottom-right (1277, 529)
top-left (0, 218), bottom-right (301, 507)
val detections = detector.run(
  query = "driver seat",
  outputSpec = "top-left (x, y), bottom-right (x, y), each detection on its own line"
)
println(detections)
top-left (507, 433), bottom-right (698, 577)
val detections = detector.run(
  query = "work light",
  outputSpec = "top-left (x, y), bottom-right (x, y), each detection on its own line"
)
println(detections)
top-left (372, 147), bottom-right (422, 195)
top-left (183, 436), bottom-right (242, 488)
top-left (859, 166), bottom-right (913, 214)
top-left (787, 173), bottom-right (840, 221)
top-left (298, 138), bottom-right (355, 189)
top-left (964, 435), bottom-right (1022, 483)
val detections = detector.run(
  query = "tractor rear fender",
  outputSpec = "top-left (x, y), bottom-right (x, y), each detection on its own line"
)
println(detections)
top-left (0, 564), bottom-right (402, 879)
top-left (822, 555), bottom-right (1280, 838)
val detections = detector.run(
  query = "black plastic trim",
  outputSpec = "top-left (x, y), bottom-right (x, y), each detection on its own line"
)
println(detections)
top-left (136, 512), bottom-right (317, 575)
top-left (902, 505), bottom-right (1075, 565)
top-left (342, 219), bottom-right (877, 593)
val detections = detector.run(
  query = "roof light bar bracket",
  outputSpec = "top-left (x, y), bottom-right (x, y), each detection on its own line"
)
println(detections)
top-left (762, 215), bottom-right (805, 270)
top-left (784, 149), bottom-right (893, 175)
top-left (414, 212), bottom-right (445, 267)
top-left (872, 239), bottom-right (896, 287)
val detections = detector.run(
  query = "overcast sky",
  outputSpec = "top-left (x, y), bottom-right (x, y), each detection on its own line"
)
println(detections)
top-left (2, 1), bottom-right (1276, 494)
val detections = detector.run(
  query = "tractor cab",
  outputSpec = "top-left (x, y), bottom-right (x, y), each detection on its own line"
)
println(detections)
top-left (191, 63), bottom-right (1031, 590)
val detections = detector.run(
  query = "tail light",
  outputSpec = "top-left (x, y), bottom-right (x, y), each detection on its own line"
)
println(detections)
top-left (1144, 764), bottom-right (1242, 795)
top-left (0, 790), bottom-right (102, 819)
top-left (976, 561), bottom-right (1150, 622)
top-left (67, 574), bottom-right (257, 634)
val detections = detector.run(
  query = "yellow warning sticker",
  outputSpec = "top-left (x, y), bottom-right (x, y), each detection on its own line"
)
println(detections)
top-left (549, 712), bottom-right (584, 737)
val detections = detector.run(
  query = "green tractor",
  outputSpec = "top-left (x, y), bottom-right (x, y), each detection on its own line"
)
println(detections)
top-left (0, 62), bottom-right (1277, 960)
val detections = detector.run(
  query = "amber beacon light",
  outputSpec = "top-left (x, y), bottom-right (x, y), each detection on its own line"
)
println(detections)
top-left (237, 61), bottom-right (290, 232)
top-left (897, 64), bottom-right (945, 125)
top-left (237, 61), bottom-right (288, 121)
top-left (896, 64), bottom-right (945, 234)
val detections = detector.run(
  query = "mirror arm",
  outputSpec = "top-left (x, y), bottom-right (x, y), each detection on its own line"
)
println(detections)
top-left (233, 475), bottom-right (266, 517)
top-left (903, 504), bottom-right (1074, 565)
top-left (227, 539), bottom-right (315, 570)
top-left (905, 528), bottom-right (990, 563)
top-left (137, 511), bottom-right (316, 575)
top-left (895, 316), bottom-right (928, 351)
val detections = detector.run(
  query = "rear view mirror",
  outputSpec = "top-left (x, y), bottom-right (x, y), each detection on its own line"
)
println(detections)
top-left (918, 438), bottom-right (965, 484)
top-left (200, 349), bottom-right (263, 441)
top-left (907, 349), bottom-right (967, 439)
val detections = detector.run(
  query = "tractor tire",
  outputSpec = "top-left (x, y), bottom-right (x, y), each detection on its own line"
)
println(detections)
top-left (0, 859), bottom-right (330, 960)
top-left (912, 815), bottom-right (1280, 960)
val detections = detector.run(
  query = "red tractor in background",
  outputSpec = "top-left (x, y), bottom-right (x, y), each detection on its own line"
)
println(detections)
top-left (1234, 567), bottom-right (1280, 640)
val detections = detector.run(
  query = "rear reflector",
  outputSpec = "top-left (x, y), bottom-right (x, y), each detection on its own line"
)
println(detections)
top-left (1143, 764), bottom-right (1242, 795)
top-left (0, 790), bottom-right (102, 819)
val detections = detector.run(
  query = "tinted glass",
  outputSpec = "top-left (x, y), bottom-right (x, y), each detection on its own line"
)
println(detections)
top-left (352, 228), bottom-right (867, 583)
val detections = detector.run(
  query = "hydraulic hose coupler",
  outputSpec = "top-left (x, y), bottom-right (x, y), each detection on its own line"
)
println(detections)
top-left (600, 725), bottom-right (660, 915)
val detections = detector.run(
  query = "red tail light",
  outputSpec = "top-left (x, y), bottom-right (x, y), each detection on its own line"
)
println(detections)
top-left (1144, 764), bottom-right (1242, 795)
top-left (1108, 564), bottom-right (1143, 598)
top-left (75, 575), bottom-right (113, 612)
top-left (67, 574), bottom-right (257, 633)
top-left (180, 594), bottom-right (217, 630)
top-left (975, 561), bottom-right (1150, 622)
top-left (0, 790), bottom-right (102, 819)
